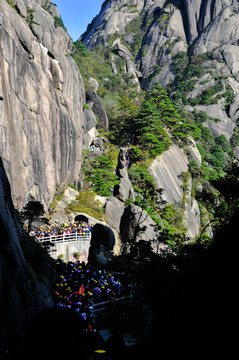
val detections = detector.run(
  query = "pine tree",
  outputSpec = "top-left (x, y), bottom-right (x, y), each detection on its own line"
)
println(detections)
top-left (133, 86), bottom-right (172, 156)
top-left (22, 200), bottom-right (45, 234)
top-left (85, 155), bottom-right (119, 196)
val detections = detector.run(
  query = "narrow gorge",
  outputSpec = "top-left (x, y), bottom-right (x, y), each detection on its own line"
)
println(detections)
top-left (0, 0), bottom-right (236, 353)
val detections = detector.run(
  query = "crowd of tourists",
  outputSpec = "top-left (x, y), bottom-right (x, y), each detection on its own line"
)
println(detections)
top-left (29, 221), bottom-right (94, 239)
top-left (120, 143), bottom-right (133, 169)
top-left (82, 180), bottom-right (94, 191)
top-left (89, 144), bottom-right (107, 152)
top-left (120, 134), bottom-right (136, 169)
top-left (1, 261), bottom-right (128, 359)
top-left (54, 261), bottom-right (125, 333)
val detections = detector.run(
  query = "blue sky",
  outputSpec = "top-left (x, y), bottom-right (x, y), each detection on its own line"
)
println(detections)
top-left (55, 0), bottom-right (103, 41)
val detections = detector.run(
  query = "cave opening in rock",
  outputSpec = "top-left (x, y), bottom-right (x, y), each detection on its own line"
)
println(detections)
top-left (74, 214), bottom-right (89, 223)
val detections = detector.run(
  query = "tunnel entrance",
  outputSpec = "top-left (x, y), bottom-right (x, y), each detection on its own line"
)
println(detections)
top-left (74, 214), bottom-right (89, 223)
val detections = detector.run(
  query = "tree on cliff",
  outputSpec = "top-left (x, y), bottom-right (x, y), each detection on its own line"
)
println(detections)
top-left (22, 201), bottom-right (45, 234)
top-left (85, 155), bottom-right (120, 196)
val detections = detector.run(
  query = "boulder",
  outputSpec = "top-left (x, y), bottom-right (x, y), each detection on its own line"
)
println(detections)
top-left (111, 61), bottom-right (118, 75)
top-left (105, 196), bottom-right (125, 232)
top-left (93, 137), bottom-right (105, 147)
top-left (84, 107), bottom-right (97, 132)
top-left (112, 39), bottom-right (133, 59)
top-left (120, 203), bottom-right (160, 252)
top-left (88, 223), bottom-right (115, 266)
top-left (114, 177), bottom-right (135, 203)
top-left (89, 77), bottom-right (99, 92)
top-left (86, 90), bottom-right (109, 129)
top-left (125, 59), bottom-right (141, 90)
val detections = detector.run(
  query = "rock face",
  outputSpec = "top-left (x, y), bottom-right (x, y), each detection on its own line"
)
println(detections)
top-left (111, 39), bottom-right (141, 90)
top-left (86, 89), bottom-right (109, 129)
top-left (149, 145), bottom-right (188, 204)
top-left (192, 2), bottom-right (239, 55)
top-left (120, 203), bottom-right (160, 251)
top-left (0, 155), bottom-right (53, 343)
top-left (105, 195), bottom-right (125, 233)
top-left (113, 148), bottom-right (135, 202)
top-left (81, 0), bottom-right (145, 49)
top-left (0, 0), bottom-right (87, 210)
top-left (80, 0), bottom-right (239, 239)
top-left (81, 0), bottom-right (239, 144)
top-left (149, 144), bottom-right (201, 239)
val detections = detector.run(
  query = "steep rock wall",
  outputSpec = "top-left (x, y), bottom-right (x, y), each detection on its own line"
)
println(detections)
top-left (149, 144), bottom-right (201, 239)
top-left (0, 0), bottom-right (86, 209)
top-left (80, 0), bottom-right (239, 238)
top-left (149, 145), bottom-right (188, 204)
top-left (81, 0), bottom-right (239, 149)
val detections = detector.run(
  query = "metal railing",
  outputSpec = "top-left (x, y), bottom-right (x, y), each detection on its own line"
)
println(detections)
top-left (90, 297), bottom-right (127, 320)
top-left (37, 232), bottom-right (91, 243)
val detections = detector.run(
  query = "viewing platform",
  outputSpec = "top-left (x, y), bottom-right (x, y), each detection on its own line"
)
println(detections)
top-left (37, 232), bottom-right (91, 263)
top-left (37, 232), bottom-right (91, 243)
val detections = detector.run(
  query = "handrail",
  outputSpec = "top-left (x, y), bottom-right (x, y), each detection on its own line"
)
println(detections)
top-left (37, 232), bottom-right (91, 243)
top-left (90, 297), bottom-right (127, 319)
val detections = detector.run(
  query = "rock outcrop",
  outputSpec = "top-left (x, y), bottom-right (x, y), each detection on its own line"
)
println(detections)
top-left (105, 149), bottom-right (161, 251)
top-left (81, 0), bottom-right (145, 49)
top-left (0, 0), bottom-right (87, 210)
top-left (105, 195), bottom-right (125, 233)
top-left (86, 89), bottom-right (109, 129)
top-left (149, 145), bottom-right (189, 204)
top-left (120, 203), bottom-right (160, 252)
top-left (88, 223), bottom-right (116, 266)
top-left (113, 148), bottom-right (135, 202)
top-left (149, 144), bottom-right (201, 239)
top-left (80, 0), bottom-right (239, 241)
top-left (81, 0), bottom-right (239, 145)
top-left (111, 39), bottom-right (141, 90)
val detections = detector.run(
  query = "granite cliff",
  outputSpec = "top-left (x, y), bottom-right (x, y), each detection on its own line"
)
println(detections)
top-left (0, 0), bottom-right (90, 210)
top-left (81, 0), bottom-right (239, 143)
top-left (0, 1), bottom-right (98, 338)
top-left (80, 0), bottom-right (239, 239)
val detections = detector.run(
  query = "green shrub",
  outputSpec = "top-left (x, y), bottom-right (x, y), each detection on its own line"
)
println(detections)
top-left (160, 204), bottom-right (187, 238)
top-left (73, 40), bottom-right (89, 57)
top-left (6, 0), bottom-right (16, 9)
top-left (68, 191), bottom-right (105, 221)
top-left (54, 16), bottom-right (67, 31)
